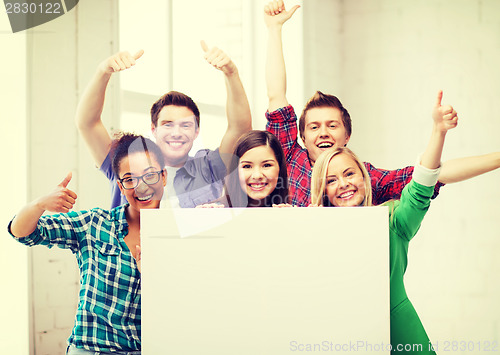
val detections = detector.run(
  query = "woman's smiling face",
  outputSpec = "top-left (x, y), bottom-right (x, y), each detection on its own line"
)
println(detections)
top-left (238, 145), bottom-right (280, 204)
top-left (325, 153), bottom-right (366, 207)
top-left (117, 151), bottom-right (166, 212)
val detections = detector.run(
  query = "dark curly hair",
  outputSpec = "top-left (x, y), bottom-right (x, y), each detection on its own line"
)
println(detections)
top-left (111, 132), bottom-right (165, 176)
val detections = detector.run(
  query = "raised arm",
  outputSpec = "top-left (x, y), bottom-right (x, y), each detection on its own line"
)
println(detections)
top-left (10, 173), bottom-right (77, 238)
top-left (201, 41), bottom-right (252, 161)
top-left (392, 90), bottom-right (458, 239)
top-left (438, 152), bottom-right (500, 184)
top-left (420, 90), bottom-right (458, 169)
top-left (264, 0), bottom-right (300, 112)
top-left (75, 50), bottom-right (144, 167)
top-left (369, 91), bottom-right (460, 204)
top-left (432, 91), bottom-right (499, 183)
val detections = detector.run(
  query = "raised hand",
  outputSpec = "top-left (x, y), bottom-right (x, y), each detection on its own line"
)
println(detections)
top-left (37, 172), bottom-right (78, 213)
top-left (264, 0), bottom-right (300, 28)
top-left (98, 50), bottom-right (144, 75)
top-left (272, 203), bottom-right (294, 208)
top-left (420, 91), bottom-right (458, 170)
top-left (195, 203), bottom-right (225, 208)
top-left (432, 90), bottom-right (458, 132)
top-left (11, 172), bottom-right (78, 238)
top-left (200, 40), bottom-right (237, 76)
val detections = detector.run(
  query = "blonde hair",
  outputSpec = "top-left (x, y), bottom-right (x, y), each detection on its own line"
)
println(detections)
top-left (310, 147), bottom-right (373, 207)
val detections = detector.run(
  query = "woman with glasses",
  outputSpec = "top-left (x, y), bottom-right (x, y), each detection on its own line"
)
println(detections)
top-left (8, 133), bottom-right (165, 354)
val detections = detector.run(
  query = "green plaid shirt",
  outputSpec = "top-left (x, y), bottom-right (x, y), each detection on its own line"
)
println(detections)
top-left (10, 205), bottom-right (141, 352)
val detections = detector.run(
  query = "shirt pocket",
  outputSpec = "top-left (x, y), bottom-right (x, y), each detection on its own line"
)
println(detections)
top-left (95, 240), bottom-right (121, 277)
top-left (188, 182), bottom-right (224, 207)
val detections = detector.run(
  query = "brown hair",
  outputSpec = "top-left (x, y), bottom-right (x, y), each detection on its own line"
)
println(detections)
top-left (150, 91), bottom-right (200, 128)
top-left (298, 91), bottom-right (352, 141)
top-left (225, 130), bottom-right (289, 207)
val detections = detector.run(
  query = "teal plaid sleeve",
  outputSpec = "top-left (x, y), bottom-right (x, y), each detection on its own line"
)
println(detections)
top-left (10, 205), bottom-right (141, 352)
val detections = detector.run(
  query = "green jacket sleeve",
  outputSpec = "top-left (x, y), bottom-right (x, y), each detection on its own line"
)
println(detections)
top-left (391, 179), bottom-right (435, 242)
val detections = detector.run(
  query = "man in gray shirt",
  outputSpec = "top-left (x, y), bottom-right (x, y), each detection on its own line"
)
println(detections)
top-left (76, 43), bottom-right (252, 208)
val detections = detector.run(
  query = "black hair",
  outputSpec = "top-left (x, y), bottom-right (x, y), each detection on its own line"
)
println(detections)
top-left (111, 132), bottom-right (165, 177)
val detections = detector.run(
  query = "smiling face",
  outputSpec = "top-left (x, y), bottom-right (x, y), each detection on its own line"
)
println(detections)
top-left (238, 145), bottom-right (280, 205)
top-left (302, 107), bottom-right (350, 165)
top-left (117, 151), bottom-right (166, 214)
top-left (152, 105), bottom-right (199, 167)
top-left (325, 153), bottom-right (366, 207)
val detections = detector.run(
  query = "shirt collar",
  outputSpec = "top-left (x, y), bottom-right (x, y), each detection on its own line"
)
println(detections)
top-left (109, 204), bottom-right (129, 231)
top-left (172, 155), bottom-right (196, 178)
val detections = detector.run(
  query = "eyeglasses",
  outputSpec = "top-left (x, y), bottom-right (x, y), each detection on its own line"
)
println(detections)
top-left (118, 170), bottom-right (164, 190)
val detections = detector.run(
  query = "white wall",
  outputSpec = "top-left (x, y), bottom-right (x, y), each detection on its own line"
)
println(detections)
top-left (303, 0), bottom-right (343, 104)
top-left (3, 1), bottom-right (118, 354)
top-left (304, 0), bottom-right (500, 348)
top-left (0, 10), bottom-right (29, 355)
top-left (4, 0), bottom-right (500, 353)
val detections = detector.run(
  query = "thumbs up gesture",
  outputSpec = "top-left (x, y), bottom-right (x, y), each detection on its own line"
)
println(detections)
top-left (264, 0), bottom-right (301, 28)
top-left (201, 40), bottom-right (237, 76)
top-left (432, 90), bottom-right (458, 132)
top-left (38, 172), bottom-right (78, 213)
top-left (99, 50), bottom-right (144, 74)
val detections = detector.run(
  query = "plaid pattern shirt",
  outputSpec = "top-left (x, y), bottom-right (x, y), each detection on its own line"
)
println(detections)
top-left (10, 205), bottom-right (141, 352)
top-left (265, 105), bottom-right (442, 206)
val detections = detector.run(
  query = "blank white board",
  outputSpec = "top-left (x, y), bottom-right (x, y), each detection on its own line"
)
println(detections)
top-left (141, 207), bottom-right (390, 354)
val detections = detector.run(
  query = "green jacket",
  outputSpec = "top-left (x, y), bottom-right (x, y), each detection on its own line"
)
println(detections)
top-left (385, 179), bottom-right (437, 355)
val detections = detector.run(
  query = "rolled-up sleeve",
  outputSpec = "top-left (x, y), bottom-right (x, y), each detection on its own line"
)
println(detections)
top-left (8, 210), bottom-right (93, 253)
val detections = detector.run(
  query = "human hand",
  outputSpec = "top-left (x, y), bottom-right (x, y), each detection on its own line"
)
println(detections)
top-left (200, 41), bottom-right (237, 76)
top-left (263, 0), bottom-right (300, 28)
top-left (195, 203), bottom-right (225, 208)
top-left (134, 245), bottom-right (141, 273)
top-left (98, 50), bottom-right (144, 75)
top-left (272, 203), bottom-right (295, 208)
top-left (36, 172), bottom-right (77, 213)
top-left (432, 90), bottom-right (458, 132)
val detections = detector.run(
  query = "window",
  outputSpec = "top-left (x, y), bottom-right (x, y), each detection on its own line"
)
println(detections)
top-left (118, 0), bottom-right (303, 152)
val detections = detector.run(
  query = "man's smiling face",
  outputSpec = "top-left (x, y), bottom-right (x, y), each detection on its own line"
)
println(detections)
top-left (152, 105), bottom-right (199, 168)
top-left (302, 106), bottom-right (350, 165)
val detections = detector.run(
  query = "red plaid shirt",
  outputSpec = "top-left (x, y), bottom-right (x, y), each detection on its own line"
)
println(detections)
top-left (266, 105), bottom-right (442, 206)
